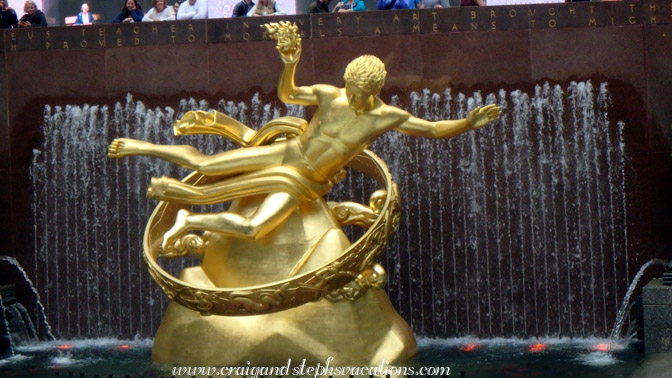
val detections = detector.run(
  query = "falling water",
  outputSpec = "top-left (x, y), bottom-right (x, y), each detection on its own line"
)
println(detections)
top-left (367, 81), bottom-right (631, 339)
top-left (0, 292), bottom-right (15, 356)
top-left (0, 257), bottom-right (55, 341)
top-left (28, 94), bottom-right (302, 339)
top-left (608, 259), bottom-right (670, 348)
top-left (27, 82), bottom-right (631, 339)
top-left (3, 302), bottom-right (37, 346)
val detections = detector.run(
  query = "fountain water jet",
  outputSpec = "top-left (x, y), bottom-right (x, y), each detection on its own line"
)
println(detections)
top-left (608, 258), bottom-right (671, 351)
top-left (28, 82), bottom-right (631, 340)
top-left (0, 291), bottom-right (15, 357)
top-left (0, 257), bottom-right (55, 342)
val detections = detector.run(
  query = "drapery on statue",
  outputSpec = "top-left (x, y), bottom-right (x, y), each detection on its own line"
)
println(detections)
top-left (108, 21), bottom-right (500, 252)
top-left (108, 21), bottom-right (500, 366)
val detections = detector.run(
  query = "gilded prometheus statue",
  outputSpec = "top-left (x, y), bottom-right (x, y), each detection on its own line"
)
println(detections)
top-left (108, 23), bottom-right (500, 251)
top-left (108, 21), bottom-right (500, 365)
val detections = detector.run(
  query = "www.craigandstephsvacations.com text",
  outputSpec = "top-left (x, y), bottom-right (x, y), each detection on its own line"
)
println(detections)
top-left (172, 357), bottom-right (450, 377)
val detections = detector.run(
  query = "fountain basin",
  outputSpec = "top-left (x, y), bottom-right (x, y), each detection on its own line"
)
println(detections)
top-left (0, 338), bottom-right (660, 378)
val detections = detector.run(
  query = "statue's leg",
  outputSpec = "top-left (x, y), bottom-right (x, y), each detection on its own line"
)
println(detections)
top-left (109, 138), bottom-right (284, 176)
top-left (109, 138), bottom-right (206, 164)
top-left (162, 192), bottom-right (299, 249)
top-left (194, 143), bottom-right (284, 176)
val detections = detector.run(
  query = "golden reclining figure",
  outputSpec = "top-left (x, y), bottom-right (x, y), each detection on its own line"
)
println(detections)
top-left (109, 21), bottom-right (500, 251)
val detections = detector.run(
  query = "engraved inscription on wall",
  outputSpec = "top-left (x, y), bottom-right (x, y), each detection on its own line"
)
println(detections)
top-left (3, 1), bottom-right (670, 53)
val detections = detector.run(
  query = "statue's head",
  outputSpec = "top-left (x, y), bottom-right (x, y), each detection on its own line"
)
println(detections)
top-left (343, 55), bottom-right (387, 96)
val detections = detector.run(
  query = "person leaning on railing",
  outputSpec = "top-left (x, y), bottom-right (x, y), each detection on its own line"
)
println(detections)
top-left (376, 0), bottom-right (409, 10)
top-left (307, 0), bottom-right (330, 13)
top-left (0, 0), bottom-right (18, 28)
top-left (176, 0), bottom-right (208, 20)
top-left (233, 0), bottom-right (255, 17)
top-left (333, 0), bottom-right (365, 12)
top-left (419, 0), bottom-right (449, 8)
top-left (247, 0), bottom-right (285, 16)
top-left (460, 0), bottom-right (485, 6)
top-left (143, 0), bottom-right (176, 22)
top-left (18, 0), bottom-right (47, 27)
top-left (112, 0), bottom-right (144, 23)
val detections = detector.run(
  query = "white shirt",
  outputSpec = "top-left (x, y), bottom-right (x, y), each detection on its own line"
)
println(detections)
top-left (247, 2), bottom-right (286, 16)
top-left (176, 0), bottom-right (208, 20)
top-left (142, 6), bottom-right (176, 22)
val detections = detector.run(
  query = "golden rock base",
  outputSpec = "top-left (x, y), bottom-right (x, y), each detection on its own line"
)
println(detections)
top-left (153, 288), bottom-right (417, 366)
top-left (152, 196), bottom-right (417, 366)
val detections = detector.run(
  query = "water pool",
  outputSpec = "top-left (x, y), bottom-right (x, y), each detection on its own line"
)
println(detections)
top-left (0, 337), bottom-right (654, 378)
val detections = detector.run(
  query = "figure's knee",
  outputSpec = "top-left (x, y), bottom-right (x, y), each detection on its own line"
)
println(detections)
top-left (193, 157), bottom-right (228, 176)
top-left (237, 221), bottom-right (269, 241)
top-left (239, 210), bottom-right (294, 240)
top-left (243, 228), bottom-right (263, 240)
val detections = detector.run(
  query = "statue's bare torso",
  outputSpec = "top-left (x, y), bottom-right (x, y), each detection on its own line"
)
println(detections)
top-left (296, 85), bottom-right (409, 182)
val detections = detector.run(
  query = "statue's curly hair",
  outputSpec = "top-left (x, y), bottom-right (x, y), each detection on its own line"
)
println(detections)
top-left (343, 55), bottom-right (387, 94)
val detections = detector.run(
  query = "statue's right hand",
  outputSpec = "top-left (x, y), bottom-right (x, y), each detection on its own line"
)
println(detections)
top-left (262, 21), bottom-right (301, 64)
top-left (277, 42), bottom-right (301, 64)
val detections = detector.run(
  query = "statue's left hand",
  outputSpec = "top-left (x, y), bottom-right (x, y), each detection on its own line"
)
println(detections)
top-left (467, 104), bottom-right (501, 130)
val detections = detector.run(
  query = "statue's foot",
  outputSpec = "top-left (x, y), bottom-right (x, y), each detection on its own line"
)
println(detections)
top-left (162, 209), bottom-right (191, 251)
top-left (174, 111), bottom-right (214, 136)
top-left (108, 138), bottom-right (151, 158)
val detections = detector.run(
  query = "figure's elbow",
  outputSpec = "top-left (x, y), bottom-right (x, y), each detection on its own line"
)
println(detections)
top-left (277, 90), bottom-right (291, 103)
top-left (278, 90), bottom-right (299, 104)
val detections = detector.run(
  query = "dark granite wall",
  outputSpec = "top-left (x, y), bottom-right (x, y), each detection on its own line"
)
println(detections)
top-left (1, 2), bottom-right (672, 339)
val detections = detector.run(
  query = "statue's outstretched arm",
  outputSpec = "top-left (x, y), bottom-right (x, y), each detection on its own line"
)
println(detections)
top-left (396, 104), bottom-right (501, 139)
top-left (262, 21), bottom-right (318, 106)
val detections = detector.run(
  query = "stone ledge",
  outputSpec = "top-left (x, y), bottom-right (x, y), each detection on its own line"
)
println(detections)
top-left (644, 279), bottom-right (672, 305)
